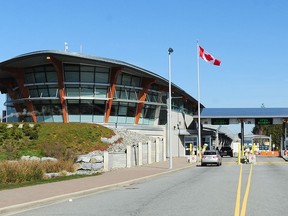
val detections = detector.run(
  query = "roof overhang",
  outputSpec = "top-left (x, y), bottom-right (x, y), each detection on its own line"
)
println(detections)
top-left (194, 108), bottom-right (288, 125)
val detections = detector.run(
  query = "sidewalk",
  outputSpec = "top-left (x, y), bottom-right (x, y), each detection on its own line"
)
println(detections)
top-left (0, 157), bottom-right (195, 215)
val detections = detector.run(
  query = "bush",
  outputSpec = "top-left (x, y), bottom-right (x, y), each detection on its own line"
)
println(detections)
top-left (2, 141), bottom-right (20, 160)
top-left (0, 161), bottom-right (44, 184)
top-left (0, 160), bottom-right (75, 184)
top-left (40, 143), bottom-right (77, 161)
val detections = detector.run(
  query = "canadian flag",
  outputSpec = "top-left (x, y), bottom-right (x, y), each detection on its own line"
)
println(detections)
top-left (199, 46), bottom-right (221, 66)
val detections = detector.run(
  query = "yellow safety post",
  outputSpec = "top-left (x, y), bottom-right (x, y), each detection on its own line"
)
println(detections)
top-left (202, 143), bottom-right (208, 153)
top-left (238, 143), bottom-right (241, 164)
top-left (252, 144), bottom-right (255, 155)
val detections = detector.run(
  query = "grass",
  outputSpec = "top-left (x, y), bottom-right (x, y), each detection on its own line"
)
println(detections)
top-left (0, 122), bottom-right (116, 160)
top-left (0, 172), bottom-right (102, 191)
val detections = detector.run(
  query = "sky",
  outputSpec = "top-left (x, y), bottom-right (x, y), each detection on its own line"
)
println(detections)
top-left (1, 0), bottom-right (288, 134)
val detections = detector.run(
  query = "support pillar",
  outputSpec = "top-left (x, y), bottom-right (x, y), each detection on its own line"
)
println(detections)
top-left (156, 138), bottom-right (160, 162)
top-left (241, 120), bottom-right (245, 157)
top-left (103, 151), bottom-right (109, 171)
top-left (138, 142), bottom-right (142, 166)
top-left (147, 140), bottom-right (152, 164)
top-left (126, 145), bottom-right (132, 168)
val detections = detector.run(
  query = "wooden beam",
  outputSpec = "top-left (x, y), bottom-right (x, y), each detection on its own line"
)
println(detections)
top-left (134, 78), bottom-right (155, 124)
top-left (105, 67), bottom-right (122, 123)
top-left (4, 67), bottom-right (37, 122)
top-left (47, 56), bottom-right (68, 123)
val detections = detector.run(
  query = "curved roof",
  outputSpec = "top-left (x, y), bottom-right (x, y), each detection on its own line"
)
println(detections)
top-left (0, 50), bottom-right (202, 107)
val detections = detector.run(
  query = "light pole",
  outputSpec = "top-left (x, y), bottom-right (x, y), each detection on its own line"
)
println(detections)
top-left (168, 48), bottom-right (173, 169)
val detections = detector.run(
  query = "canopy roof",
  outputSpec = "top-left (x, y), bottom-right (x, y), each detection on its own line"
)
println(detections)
top-left (195, 108), bottom-right (288, 125)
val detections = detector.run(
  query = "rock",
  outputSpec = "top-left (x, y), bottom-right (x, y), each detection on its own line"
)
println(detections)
top-left (29, 156), bottom-right (41, 161)
top-left (41, 157), bottom-right (58, 162)
top-left (76, 163), bottom-right (103, 171)
top-left (91, 163), bottom-right (103, 171)
top-left (101, 134), bottom-right (120, 144)
top-left (76, 155), bottom-right (91, 163)
top-left (21, 155), bottom-right (30, 160)
top-left (45, 173), bottom-right (61, 178)
top-left (90, 155), bottom-right (103, 163)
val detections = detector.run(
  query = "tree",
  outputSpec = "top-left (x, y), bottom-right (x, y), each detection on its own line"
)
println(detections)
top-left (252, 124), bottom-right (282, 149)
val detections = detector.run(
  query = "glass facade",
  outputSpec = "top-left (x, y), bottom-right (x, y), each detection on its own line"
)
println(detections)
top-left (4, 62), bottom-right (175, 124)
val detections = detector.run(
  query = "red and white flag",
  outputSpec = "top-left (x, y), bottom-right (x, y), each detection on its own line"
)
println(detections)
top-left (199, 46), bottom-right (221, 66)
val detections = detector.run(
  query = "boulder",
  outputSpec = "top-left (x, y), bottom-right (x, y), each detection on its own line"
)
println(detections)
top-left (76, 155), bottom-right (91, 163)
top-left (90, 155), bottom-right (103, 163)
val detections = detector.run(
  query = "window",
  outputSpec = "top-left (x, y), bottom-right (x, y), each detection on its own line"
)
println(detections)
top-left (46, 71), bottom-right (58, 82)
top-left (29, 87), bottom-right (39, 97)
top-left (80, 100), bottom-right (93, 114)
top-left (118, 106), bottom-right (127, 116)
top-left (81, 71), bottom-right (94, 83)
top-left (122, 74), bottom-right (131, 85)
top-left (80, 85), bottom-right (94, 97)
top-left (64, 64), bottom-right (80, 82)
top-left (67, 100), bottom-right (80, 114)
top-left (93, 101), bottom-right (106, 115)
top-left (66, 85), bottom-right (80, 97)
top-left (81, 65), bottom-right (94, 83)
top-left (95, 87), bottom-right (107, 98)
top-left (25, 73), bottom-right (35, 84)
top-left (48, 86), bottom-right (58, 97)
top-left (38, 87), bottom-right (49, 97)
top-left (95, 72), bottom-right (109, 83)
top-left (127, 103), bottom-right (136, 117)
top-left (142, 105), bottom-right (156, 119)
top-left (131, 76), bottom-right (141, 87)
top-left (24, 65), bottom-right (57, 84)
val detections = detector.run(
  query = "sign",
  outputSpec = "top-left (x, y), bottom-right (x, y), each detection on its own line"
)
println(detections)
top-left (211, 118), bottom-right (229, 125)
top-left (255, 118), bottom-right (273, 125)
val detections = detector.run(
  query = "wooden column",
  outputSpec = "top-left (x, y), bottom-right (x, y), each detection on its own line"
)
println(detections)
top-left (47, 56), bottom-right (68, 123)
top-left (104, 67), bottom-right (122, 123)
top-left (134, 78), bottom-right (155, 124)
top-left (4, 68), bottom-right (37, 122)
top-left (0, 80), bottom-right (23, 120)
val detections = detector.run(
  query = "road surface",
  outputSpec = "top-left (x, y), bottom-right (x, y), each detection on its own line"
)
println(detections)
top-left (12, 156), bottom-right (288, 216)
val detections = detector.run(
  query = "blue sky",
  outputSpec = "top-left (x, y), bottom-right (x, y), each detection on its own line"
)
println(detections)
top-left (1, 0), bottom-right (287, 134)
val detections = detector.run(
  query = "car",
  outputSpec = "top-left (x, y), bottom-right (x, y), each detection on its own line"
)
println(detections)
top-left (219, 146), bottom-right (233, 157)
top-left (201, 150), bottom-right (222, 166)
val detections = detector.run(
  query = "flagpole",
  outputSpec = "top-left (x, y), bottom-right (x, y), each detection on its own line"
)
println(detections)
top-left (197, 42), bottom-right (202, 163)
top-left (168, 48), bottom-right (173, 169)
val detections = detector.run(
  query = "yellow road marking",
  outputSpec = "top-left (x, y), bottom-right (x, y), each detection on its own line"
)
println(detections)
top-left (234, 164), bottom-right (242, 216)
top-left (240, 164), bottom-right (253, 216)
top-left (234, 164), bottom-right (253, 216)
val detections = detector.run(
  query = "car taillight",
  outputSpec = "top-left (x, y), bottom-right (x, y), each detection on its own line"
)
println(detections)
top-left (212, 156), bottom-right (218, 159)
top-left (202, 155), bottom-right (206, 158)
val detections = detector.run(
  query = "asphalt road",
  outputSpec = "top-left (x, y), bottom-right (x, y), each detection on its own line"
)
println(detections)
top-left (12, 156), bottom-right (288, 216)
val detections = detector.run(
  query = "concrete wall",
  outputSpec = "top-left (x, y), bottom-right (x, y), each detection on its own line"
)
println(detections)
top-left (106, 139), bottom-right (166, 170)
top-left (169, 110), bottom-right (193, 157)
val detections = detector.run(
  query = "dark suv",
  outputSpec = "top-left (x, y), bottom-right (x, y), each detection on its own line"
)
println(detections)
top-left (219, 146), bottom-right (233, 157)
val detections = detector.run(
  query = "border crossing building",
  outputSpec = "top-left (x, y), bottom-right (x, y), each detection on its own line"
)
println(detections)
top-left (0, 50), bottom-right (231, 157)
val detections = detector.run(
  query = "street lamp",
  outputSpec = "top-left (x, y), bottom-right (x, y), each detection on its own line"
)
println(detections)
top-left (168, 48), bottom-right (173, 169)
